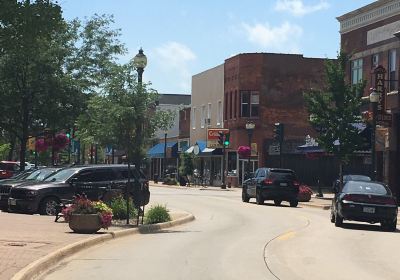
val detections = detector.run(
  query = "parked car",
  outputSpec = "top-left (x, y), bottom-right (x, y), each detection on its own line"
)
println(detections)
top-left (0, 161), bottom-right (20, 180)
top-left (242, 168), bottom-right (300, 207)
top-left (333, 174), bottom-right (371, 192)
top-left (8, 165), bottom-right (150, 216)
top-left (330, 180), bottom-right (398, 231)
top-left (0, 167), bottom-right (61, 210)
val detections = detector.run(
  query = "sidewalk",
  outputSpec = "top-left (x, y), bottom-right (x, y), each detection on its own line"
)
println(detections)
top-left (0, 209), bottom-right (193, 280)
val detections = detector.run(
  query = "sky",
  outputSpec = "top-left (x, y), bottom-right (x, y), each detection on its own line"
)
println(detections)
top-left (60, 0), bottom-right (375, 95)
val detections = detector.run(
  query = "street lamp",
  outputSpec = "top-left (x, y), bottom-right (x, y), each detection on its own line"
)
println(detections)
top-left (163, 130), bottom-right (168, 180)
top-left (133, 48), bottom-right (147, 84)
top-left (245, 121), bottom-right (255, 179)
top-left (370, 88), bottom-right (379, 181)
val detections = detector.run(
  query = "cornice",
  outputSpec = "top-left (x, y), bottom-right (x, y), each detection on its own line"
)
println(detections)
top-left (337, 0), bottom-right (400, 34)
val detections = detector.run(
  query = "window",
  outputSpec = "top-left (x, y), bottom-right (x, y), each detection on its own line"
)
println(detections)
top-left (389, 49), bottom-right (396, 91)
top-left (233, 91), bottom-right (237, 118)
top-left (240, 91), bottom-right (259, 118)
top-left (371, 54), bottom-right (379, 69)
top-left (217, 100), bottom-right (222, 126)
top-left (207, 103), bottom-right (211, 126)
top-left (201, 105), bottom-right (206, 128)
top-left (192, 107), bottom-right (196, 129)
top-left (351, 59), bottom-right (363, 85)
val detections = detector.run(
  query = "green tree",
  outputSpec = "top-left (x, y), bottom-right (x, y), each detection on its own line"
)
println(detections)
top-left (0, 0), bottom-right (125, 169)
top-left (304, 52), bottom-right (365, 186)
top-left (179, 152), bottom-right (194, 187)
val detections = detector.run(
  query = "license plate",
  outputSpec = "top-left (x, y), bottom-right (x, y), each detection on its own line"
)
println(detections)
top-left (280, 183), bottom-right (288, 186)
top-left (8, 198), bottom-right (16, 206)
top-left (363, 207), bottom-right (375, 213)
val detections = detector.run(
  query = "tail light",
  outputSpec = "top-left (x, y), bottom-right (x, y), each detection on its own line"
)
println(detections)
top-left (263, 179), bottom-right (273, 185)
top-left (371, 196), bottom-right (397, 206)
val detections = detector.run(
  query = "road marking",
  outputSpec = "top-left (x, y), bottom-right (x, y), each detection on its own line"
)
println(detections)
top-left (277, 231), bottom-right (296, 241)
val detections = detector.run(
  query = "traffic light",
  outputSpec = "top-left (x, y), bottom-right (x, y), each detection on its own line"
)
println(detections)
top-left (224, 133), bottom-right (230, 147)
top-left (218, 132), bottom-right (224, 146)
top-left (273, 123), bottom-right (284, 142)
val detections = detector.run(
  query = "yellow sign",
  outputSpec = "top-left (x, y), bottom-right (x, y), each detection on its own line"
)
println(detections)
top-left (251, 143), bottom-right (257, 156)
top-left (27, 137), bottom-right (36, 151)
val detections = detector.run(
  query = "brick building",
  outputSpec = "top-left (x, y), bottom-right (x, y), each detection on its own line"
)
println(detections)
top-left (337, 0), bottom-right (400, 197)
top-left (223, 53), bottom-right (328, 186)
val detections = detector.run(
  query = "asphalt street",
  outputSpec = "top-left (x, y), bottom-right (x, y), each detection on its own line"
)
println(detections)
top-left (42, 186), bottom-right (400, 280)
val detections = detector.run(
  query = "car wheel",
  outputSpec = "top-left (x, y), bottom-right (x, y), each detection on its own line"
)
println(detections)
top-left (39, 197), bottom-right (60, 216)
top-left (381, 218), bottom-right (397, 232)
top-left (256, 190), bottom-right (264, 205)
top-left (242, 186), bottom-right (250, 203)
top-left (274, 199), bottom-right (282, 206)
top-left (289, 200), bottom-right (298, 207)
top-left (334, 211), bottom-right (343, 227)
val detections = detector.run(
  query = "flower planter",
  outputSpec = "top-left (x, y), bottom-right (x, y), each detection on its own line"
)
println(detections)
top-left (298, 192), bottom-right (312, 202)
top-left (68, 214), bottom-right (102, 234)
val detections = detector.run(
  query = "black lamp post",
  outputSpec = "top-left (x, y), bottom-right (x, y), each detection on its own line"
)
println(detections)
top-left (245, 121), bottom-right (255, 179)
top-left (163, 131), bottom-right (167, 180)
top-left (370, 89), bottom-right (379, 181)
top-left (128, 48), bottom-right (147, 225)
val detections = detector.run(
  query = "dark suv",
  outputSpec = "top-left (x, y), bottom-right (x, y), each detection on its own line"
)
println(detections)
top-left (8, 165), bottom-right (149, 215)
top-left (242, 168), bottom-right (300, 207)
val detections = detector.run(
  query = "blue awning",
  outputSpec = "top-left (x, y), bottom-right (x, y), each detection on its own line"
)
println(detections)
top-left (147, 142), bottom-right (178, 158)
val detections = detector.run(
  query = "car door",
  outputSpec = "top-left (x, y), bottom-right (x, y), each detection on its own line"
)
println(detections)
top-left (248, 169), bottom-right (259, 197)
top-left (73, 169), bottom-right (115, 200)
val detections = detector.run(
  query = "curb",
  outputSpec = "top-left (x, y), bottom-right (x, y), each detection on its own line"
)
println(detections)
top-left (299, 203), bottom-right (331, 210)
top-left (11, 213), bottom-right (195, 280)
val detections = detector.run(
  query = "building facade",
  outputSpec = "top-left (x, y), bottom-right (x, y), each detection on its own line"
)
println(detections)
top-left (223, 53), bottom-right (328, 187)
top-left (337, 0), bottom-right (400, 197)
top-left (190, 64), bottom-right (225, 186)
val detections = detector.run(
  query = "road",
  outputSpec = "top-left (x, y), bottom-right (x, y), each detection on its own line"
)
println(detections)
top-left (42, 186), bottom-right (400, 280)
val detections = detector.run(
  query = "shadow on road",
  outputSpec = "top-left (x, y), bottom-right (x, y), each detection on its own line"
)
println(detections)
top-left (140, 229), bottom-right (201, 235)
top-left (339, 222), bottom-right (399, 233)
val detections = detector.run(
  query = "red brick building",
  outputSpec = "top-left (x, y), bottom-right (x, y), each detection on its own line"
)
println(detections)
top-left (223, 53), bottom-right (328, 186)
top-left (337, 0), bottom-right (400, 197)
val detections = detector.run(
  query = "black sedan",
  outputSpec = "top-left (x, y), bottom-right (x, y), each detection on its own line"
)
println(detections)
top-left (333, 174), bottom-right (371, 192)
top-left (330, 180), bottom-right (398, 231)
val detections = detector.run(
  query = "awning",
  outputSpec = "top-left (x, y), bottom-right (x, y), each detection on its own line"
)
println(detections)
top-left (147, 142), bottom-right (178, 158)
top-left (185, 140), bottom-right (221, 156)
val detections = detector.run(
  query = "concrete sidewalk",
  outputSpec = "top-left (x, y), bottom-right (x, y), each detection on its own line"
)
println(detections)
top-left (0, 210), bottom-right (193, 280)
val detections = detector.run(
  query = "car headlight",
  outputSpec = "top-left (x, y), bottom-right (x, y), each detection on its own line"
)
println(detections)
top-left (26, 190), bottom-right (39, 197)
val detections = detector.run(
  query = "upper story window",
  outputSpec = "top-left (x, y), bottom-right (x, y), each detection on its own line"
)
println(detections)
top-left (192, 107), bottom-right (196, 129)
top-left (201, 105), bottom-right (206, 128)
top-left (217, 100), bottom-right (222, 126)
top-left (371, 54), bottom-right (379, 69)
top-left (351, 59), bottom-right (363, 85)
top-left (241, 91), bottom-right (259, 118)
top-left (389, 49), bottom-right (397, 92)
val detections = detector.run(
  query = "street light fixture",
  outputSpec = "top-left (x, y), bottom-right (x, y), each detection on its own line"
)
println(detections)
top-left (133, 48), bottom-right (147, 84)
top-left (245, 121), bottom-right (255, 179)
top-left (370, 88), bottom-right (379, 181)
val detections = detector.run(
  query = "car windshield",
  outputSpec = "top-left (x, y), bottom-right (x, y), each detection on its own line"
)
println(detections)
top-left (345, 175), bottom-right (371, 182)
top-left (26, 168), bottom-right (59, 181)
top-left (343, 181), bottom-right (390, 195)
top-left (11, 171), bottom-right (32, 180)
top-left (44, 168), bottom-right (78, 182)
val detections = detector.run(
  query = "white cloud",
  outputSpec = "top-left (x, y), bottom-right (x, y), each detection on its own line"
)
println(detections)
top-left (242, 21), bottom-right (303, 53)
top-left (152, 41), bottom-right (196, 93)
top-left (274, 0), bottom-right (329, 16)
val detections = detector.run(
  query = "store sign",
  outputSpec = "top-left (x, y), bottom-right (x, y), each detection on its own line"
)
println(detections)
top-left (374, 66), bottom-right (392, 127)
top-left (207, 128), bottom-right (229, 148)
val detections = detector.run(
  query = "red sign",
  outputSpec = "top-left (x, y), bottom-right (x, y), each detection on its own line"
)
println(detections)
top-left (207, 128), bottom-right (229, 148)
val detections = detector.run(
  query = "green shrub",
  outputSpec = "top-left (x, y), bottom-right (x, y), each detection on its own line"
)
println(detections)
top-left (109, 195), bottom-right (137, 220)
top-left (144, 204), bottom-right (171, 224)
top-left (162, 177), bottom-right (178, 185)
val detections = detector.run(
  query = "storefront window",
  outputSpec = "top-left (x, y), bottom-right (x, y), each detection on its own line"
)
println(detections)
top-left (227, 151), bottom-right (237, 176)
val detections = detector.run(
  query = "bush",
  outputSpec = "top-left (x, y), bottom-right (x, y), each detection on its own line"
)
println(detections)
top-left (298, 185), bottom-right (313, 202)
top-left (144, 204), bottom-right (171, 224)
top-left (109, 195), bottom-right (137, 220)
